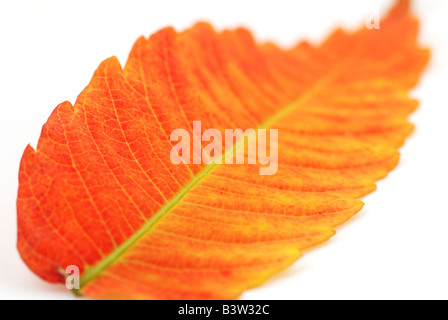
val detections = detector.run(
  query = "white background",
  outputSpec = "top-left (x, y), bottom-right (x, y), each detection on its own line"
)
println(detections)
top-left (1, 0), bottom-right (447, 300)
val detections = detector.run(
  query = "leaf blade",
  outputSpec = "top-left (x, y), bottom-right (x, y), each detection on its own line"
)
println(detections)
top-left (17, 0), bottom-right (430, 299)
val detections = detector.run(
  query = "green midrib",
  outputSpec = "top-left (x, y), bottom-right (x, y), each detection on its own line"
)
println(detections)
top-left (77, 160), bottom-right (219, 291)
top-left (76, 71), bottom-right (336, 294)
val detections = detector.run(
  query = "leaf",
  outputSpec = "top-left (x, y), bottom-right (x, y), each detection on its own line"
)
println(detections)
top-left (17, 0), bottom-right (429, 299)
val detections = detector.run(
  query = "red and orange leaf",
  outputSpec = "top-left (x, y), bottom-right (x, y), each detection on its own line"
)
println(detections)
top-left (17, 0), bottom-right (429, 299)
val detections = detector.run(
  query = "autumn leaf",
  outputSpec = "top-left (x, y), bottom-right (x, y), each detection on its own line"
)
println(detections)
top-left (17, 0), bottom-right (429, 299)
